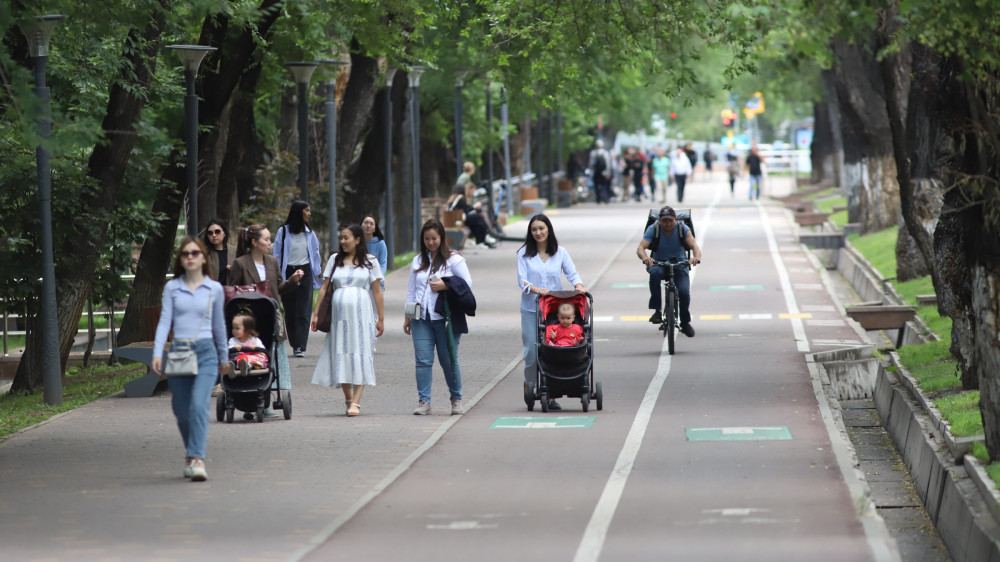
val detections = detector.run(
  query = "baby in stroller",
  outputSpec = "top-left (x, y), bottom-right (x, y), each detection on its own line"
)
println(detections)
top-left (546, 303), bottom-right (583, 347)
top-left (228, 313), bottom-right (269, 378)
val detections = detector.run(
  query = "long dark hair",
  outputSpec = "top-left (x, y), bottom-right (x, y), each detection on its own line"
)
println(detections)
top-left (201, 218), bottom-right (229, 249)
top-left (363, 215), bottom-right (385, 241)
top-left (333, 225), bottom-right (372, 269)
top-left (172, 237), bottom-right (211, 278)
top-left (236, 224), bottom-right (267, 258)
top-left (520, 214), bottom-right (559, 258)
top-left (417, 219), bottom-right (454, 273)
top-left (283, 200), bottom-right (310, 234)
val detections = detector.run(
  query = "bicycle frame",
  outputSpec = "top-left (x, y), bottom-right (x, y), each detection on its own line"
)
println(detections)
top-left (651, 259), bottom-right (689, 353)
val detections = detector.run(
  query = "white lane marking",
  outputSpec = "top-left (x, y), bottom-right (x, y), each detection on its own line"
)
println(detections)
top-left (807, 319), bottom-right (846, 327)
top-left (802, 305), bottom-right (836, 312)
top-left (427, 520), bottom-right (499, 530)
top-left (738, 313), bottom-right (773, 320)
top-left (593, 316), bottom-right (615, 322)
top-left (757, 203), bottom-right (810, 352)
top-left (573, 189), bottom-right (719, 562)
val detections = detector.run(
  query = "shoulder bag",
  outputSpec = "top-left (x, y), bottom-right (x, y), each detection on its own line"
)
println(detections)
top-left (316, 282), bottom-right (335, 333)
top-left (164, 288), bottom-right (212, 376)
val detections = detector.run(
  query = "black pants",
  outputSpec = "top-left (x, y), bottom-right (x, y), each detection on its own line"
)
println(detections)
top-left (466, 212), bottom-right (489, 244)
top-left (282, 263), bottom-right (313, 352)
top-left (675, 174), bottom-right (688, 203)
top-left (594, 176), bottom-right (612, 203)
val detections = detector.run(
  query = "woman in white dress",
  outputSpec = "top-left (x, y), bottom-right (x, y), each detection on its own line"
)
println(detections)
top-left (310, 225), bottom-right (385, 416)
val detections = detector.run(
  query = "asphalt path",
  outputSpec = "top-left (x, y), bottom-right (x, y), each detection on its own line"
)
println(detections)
top-left (0, 177), bottom-right (896, 561)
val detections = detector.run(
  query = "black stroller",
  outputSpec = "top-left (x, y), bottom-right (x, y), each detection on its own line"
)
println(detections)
top-left (216, 292), bottom-right (291, 423)
top-left (523, 291), bottom-right (603, 412)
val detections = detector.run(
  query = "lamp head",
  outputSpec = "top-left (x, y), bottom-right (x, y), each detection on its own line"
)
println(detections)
top-left (166, 45), bottom-right (217, 74)
top-left (20, 14), bottom-right (65, 58)
top-left (455, 68), bottom-right (470, 87)
top-left (407, 65), bottom-right (427, 88)
top-left (318, 58), bottom-right (349, 85)
top-left (286, 62), bottom-right (320, 84)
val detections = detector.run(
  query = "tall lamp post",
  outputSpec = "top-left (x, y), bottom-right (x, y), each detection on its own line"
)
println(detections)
top-left (453, 69), bottom-right (468, 177)
top-left (21, 14), bottom-right (64, 406)
top-left (501, 86), bottom-right (514, 216)
top-left (484, 81), bottom-right (495, 224)
top-left (166, 44), bottom-right (216, 236)
top-left (319, 59), bottom-right (348, 252)
top-left (407, 65), bottom-right (426, 252)
top-left (382, 68), bottom-right (398, 267)
top-left (286, 62), bottom-right (319, 202)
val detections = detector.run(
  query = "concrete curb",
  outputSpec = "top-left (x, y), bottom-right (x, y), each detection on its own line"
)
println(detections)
top-left (875, 365), bottom-right (1000, 561)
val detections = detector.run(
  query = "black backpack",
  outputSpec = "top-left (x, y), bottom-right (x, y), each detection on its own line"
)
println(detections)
top-left (645, 208), bottom-right (695, 257)
top-left (592, 152), bottom-right (607, 174)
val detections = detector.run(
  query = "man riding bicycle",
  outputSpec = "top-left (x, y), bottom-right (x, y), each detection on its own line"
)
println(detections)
top-left (636, 205), bottom-right (702, 336)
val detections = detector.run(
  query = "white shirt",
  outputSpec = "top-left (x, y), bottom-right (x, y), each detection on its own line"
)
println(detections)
top-left (672, 151), bottom-right (693, 175)
top-left (516, 246), bottom-right (583, 311)
top-left (255, 262), bottom-right (267, 282)
top-left (405, 253), bottom-right (472, 321)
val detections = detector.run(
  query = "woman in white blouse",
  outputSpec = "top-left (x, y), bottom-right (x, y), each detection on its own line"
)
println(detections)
top-left (404, 219), bottom-right (473, 416)
top-left (516, 214), bottom-right (586, 411)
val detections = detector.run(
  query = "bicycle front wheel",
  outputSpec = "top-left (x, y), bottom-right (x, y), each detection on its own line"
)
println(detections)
top-left (665, 289), bottom-right (677, 355)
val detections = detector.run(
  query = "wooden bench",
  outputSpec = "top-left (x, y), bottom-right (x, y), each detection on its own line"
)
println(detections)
top-left (794, 211), bottom-right (830, 227)
top-left (521, 199), bottom-right (547, 218)
top-left (844, 305), bottom-right (918, 348)
top-left (916, 294), bottom-right (937, 306)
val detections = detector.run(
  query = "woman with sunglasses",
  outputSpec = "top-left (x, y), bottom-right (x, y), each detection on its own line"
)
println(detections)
top-left (151, 237), bottom-right (228, 482)
top-left (230, 224), bottom-right (304, 419)
top-left (201, 218), bottom-right (236, 285)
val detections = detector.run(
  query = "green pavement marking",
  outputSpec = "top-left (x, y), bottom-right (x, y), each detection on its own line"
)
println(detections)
top-left (610, 282), bottom-right (648, 289)
top-left (491, 416), bottom-right (596, 429)
top-left (709, 285), bottom-right (764, 291)
top-left (685, 426), bottom-right (793, 441)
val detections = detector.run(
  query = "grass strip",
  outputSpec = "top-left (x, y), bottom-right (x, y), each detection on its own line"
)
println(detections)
top-left (0, 363), bottom-right (145, 441)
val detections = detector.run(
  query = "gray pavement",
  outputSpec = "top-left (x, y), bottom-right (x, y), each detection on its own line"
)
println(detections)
top-left (2, 175), bottom-right (904, 561)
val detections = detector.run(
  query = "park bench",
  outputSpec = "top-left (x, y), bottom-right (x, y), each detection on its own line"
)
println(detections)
top-left (794, 211), bottom-right (831, 227)
top-left (799, 232), bottom-right (845, 249)
top-left (916, 294), bottom-right (937, 306)
top-left (844, 304), bottom-right (918, 348)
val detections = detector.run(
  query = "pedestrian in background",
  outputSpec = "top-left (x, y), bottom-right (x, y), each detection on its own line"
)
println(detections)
top-left (684, 143), bottom-right (698, 182)
top-left (310, 224), bottom-right (385, 417)
top-left (516, 214), bottom-right (586, 411)
top-left (672, 147), bottom-right (693, 203)
top-left (746, 145), bottom-right (765, 200)
top-left (588, 139), bottom-right (613, 204)
top-left (231, 224), bottom-right (303, 418)
top-left (652, 148), bottom-right (671, 203)
top-left (404, 219), bottom-right (472, 416)
top-left (702, 145), bottom-right (715, 180)
top-left (726, 149), bottom-right (741, 197)
top-left (273, 201), bottom-right (322, 358)
top-left (362, 215), bottom-right (388, 289)
top-left (202, 218), bottom-right (235, 285)
top-left (151, 237), bottom-right (227, 482)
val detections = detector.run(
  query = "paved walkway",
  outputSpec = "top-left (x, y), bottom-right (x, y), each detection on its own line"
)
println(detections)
top-left (1, 175), bottom-right (906, 561)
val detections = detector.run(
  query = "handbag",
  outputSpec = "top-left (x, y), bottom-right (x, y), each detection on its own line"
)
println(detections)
top-left (224, 281), bottom-right (271, 303)
top-left (316, 284), bottom-right (334, 333)
top-left (164, 289), bottom-right (212, 376)
top-left (404, 301), bottom-right (423, 320)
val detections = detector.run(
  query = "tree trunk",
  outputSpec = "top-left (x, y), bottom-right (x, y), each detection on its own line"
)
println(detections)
top-left (821, 70), bottom-right (847, 192)
top-left (117, 1), bottom-right (283, 346)
top-left (11, 9), bottom-right (168, 392)
top-left (810, 101), bottom-right (835, 185)
top-left (830, 37), bottom-right (900, 233)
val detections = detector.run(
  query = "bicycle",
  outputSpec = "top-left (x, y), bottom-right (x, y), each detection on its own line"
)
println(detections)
top-left (651, 259), bottom-right (690, 355)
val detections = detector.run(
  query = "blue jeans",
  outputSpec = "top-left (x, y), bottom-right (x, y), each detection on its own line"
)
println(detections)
top-left (521, 309), bottom-right (538, 384)
top-left (647, 265), bottom-right (691, 323)
top-left (165, 339), bottom-right (218, 460)
top-left (749, 175), bottom-right (762, 200)
top-left (410, 319), bottom-right (462, 402)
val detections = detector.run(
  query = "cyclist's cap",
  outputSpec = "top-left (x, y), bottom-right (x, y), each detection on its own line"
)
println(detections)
top-left (659, 206), bottom-right (677, 219)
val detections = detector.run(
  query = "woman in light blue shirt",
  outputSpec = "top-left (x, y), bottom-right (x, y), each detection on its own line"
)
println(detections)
top-left (362, 215), bottom-right (388, 290)
top-left (152, 237), bottom-right (228, 482)
top-left (516, 214), bottom-right (586, 411)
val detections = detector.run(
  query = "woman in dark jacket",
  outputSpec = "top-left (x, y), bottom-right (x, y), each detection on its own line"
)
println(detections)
top-left (273, 201), bottom-right (323, 357)
top-left (229, 224), bottom-right (303, 418)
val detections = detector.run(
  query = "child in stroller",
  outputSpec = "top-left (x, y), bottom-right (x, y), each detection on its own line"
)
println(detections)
top-left (546, 303), bottom-right (583, 347)
top-left (228, 313), bottom-right (269, 378)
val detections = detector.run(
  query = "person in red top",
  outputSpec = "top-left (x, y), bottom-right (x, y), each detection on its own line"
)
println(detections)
top-left (546, 303), bottom-right (583, 347)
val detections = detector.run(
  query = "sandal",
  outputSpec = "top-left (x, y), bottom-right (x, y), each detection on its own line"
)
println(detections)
top-left (347, 403), bottom-right (361, 417)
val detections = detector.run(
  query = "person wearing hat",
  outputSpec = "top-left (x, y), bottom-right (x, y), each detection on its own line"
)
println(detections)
top-left (636, 205), bottom-right (702, 335)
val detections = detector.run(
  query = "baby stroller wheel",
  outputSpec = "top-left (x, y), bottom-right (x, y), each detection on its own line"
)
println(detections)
top-left (281, 390), bottom-right (292, 420)
top-left (524, 382), bottom-right (536, 411)
top-left (225, 407), bottom-right (234, 423)
top-left (581, 392), bottom-right (590, 412)
top-left (595, 382), bottom-right (603, 411)
top-left (540, 392), bottom-right (549, 413)
top-left (256, 406), bottom-right (265, 423)
top-left (216, 394), bottom-right (225, 422)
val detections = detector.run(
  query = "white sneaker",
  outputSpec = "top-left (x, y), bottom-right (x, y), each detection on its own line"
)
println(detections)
top-left (183, 458), bottom-right (193, 479)
top-left (451, 399), bottom-right (464, 415)
top-left (413, 400), bottom-right (431, 415)
top-left (189, 458), bottom-right (207, 482)
top-left (484, 234), bottom-right (497, 244)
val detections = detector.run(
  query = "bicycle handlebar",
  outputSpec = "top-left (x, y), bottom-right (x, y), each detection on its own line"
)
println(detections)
top-left (651, 259), bottom-right (693, 268)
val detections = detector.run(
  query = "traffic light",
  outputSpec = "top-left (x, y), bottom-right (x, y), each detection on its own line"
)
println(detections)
top-left (669, 112), bottom-right (677, 120)
top-left (721, 109), bottom-right (736, 128)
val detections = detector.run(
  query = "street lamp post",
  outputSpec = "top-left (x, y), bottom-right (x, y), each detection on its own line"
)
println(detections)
top-left (454, 69), bottom-right (468, 177)
top-left (166, 44), bottom-right (216, 236)
top-left (407, 66), bottom-right (426, 252)
top-left (382, 68), bottom-right (398, 267)
top-left (286, 62), bottom-right (319, 202)
top-left (20, 14), bottom-right (64, 406)
top-left (318, 59), bottom-right (348, 253)
top-left (501, 87), bottom-right (514, 216)
top-left (484, 82), bottom-right (495, 225)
